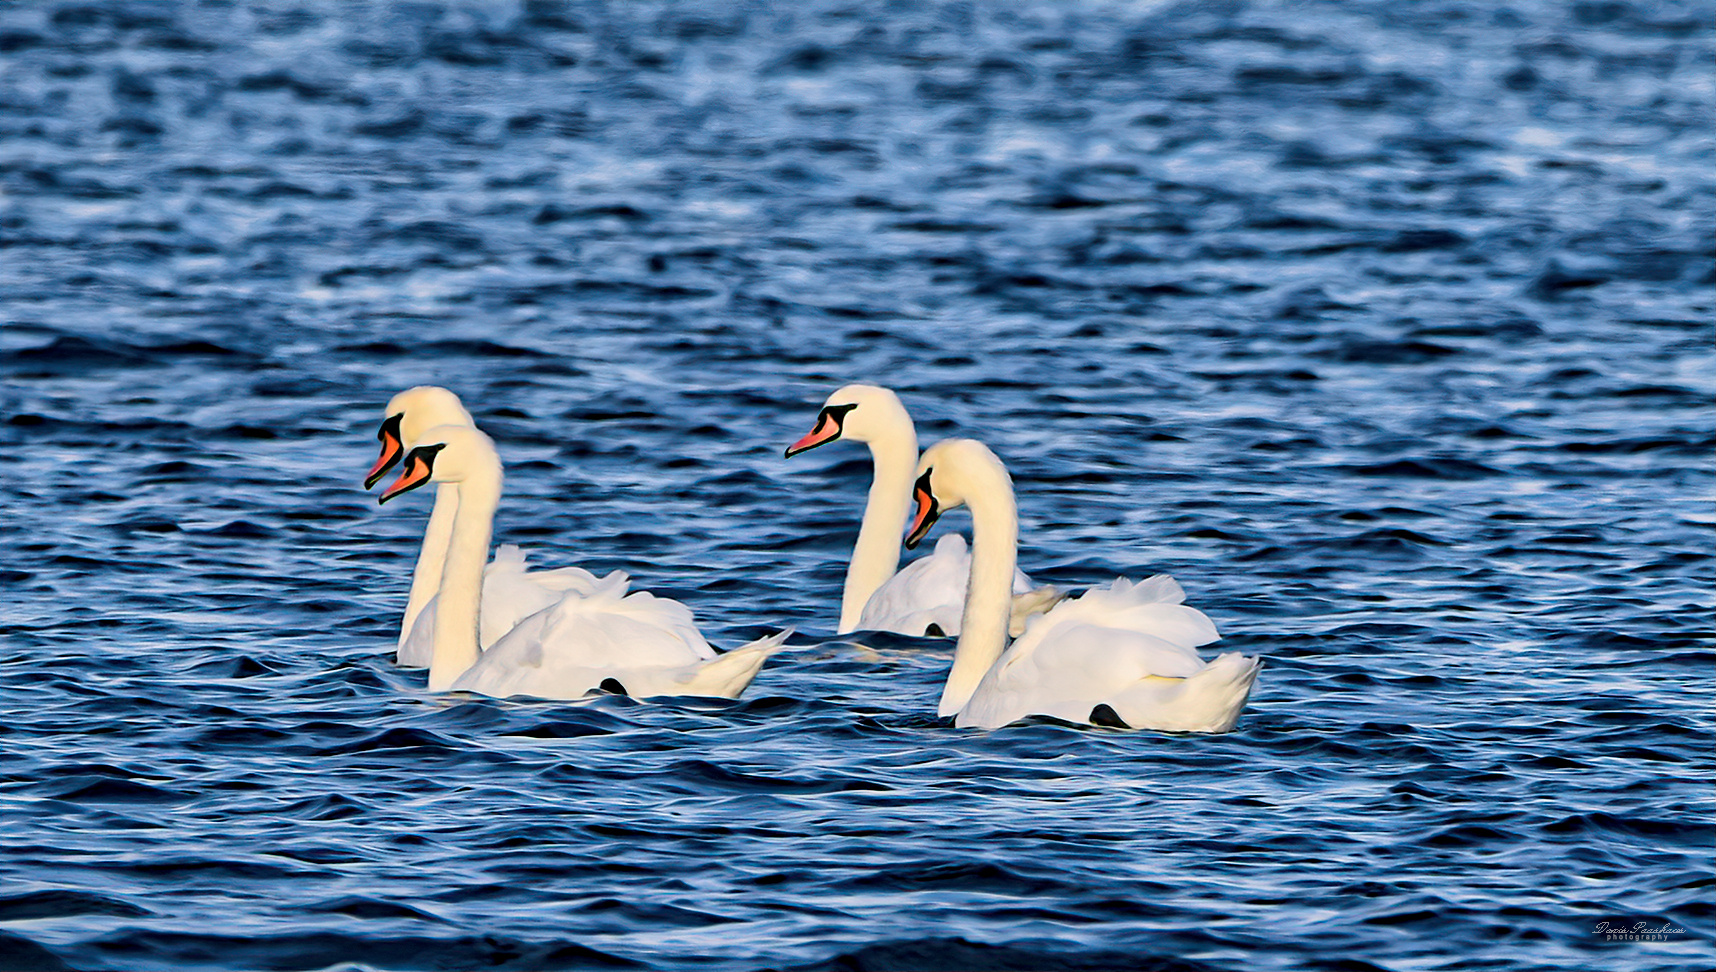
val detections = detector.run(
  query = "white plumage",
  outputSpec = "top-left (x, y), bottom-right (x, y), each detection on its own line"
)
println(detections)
top-left (954, 575), bottom-right (1259, 731)
top-left (907, 438), bottom-right (1261, 731)
top-left (786, 384), bottom-right (1061, 637)
top-left (377, 422), bottom-right (786, 700)
top-left (396, 545), bottom-right (633, 668)
top-left (856, 533), bottom-right (1046, 637)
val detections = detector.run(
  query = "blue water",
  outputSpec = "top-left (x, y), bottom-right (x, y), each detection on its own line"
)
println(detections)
top-left (2, 1), bottom-right (1712, 970)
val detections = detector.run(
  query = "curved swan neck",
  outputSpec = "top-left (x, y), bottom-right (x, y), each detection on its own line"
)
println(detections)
top-left (938, 459), bottom-right (1018, 718)
top-left (400, 484), bottom-right (457, 648)
top-left (840, 416), bottom-right (919, 633)
top-left (428, 463), bottom-right (501, 692)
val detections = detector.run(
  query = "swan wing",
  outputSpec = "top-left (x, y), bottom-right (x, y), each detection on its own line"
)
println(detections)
top-left (857, 533), bottom-right (970, 635)
top-left (537, 587), bottom-right (716, 665)
top-left (972, 621), bottom-right (1208, 726)
top-left (1009, 574), bottom-right (1220, 656)
top-left (449, 580), bottom-right (724, 700)
top-left (396, 549), bottom-right (636, 666)
top-left (857, 533), bottom-right (1055, 637)
top-left (957, 638), bottom-right (1260, 732)
top-left (475, 559), bottom-right (585, 649)
top-left (453, 603), bottom-right (784, 702)
top-left (1007, 584), bottom-right (1067, 637)
top-left (398, 579), bottom-right (551, 666)
top-left (957, 575), bottom-right (1251, 731)
top-left (397, 597), bottom-right (437, 668)
top-left (487, 543), bottom-right (530, 573)
top-left (492, 545), bottom-right (631, 596)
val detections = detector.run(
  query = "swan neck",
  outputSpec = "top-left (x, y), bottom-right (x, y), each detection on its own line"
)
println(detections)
top-left (400, 484), bottom-right (457, 648)
top-left (429, 468), bottom-right (499, 691)
top-left (839, 419), bottom-right (918, 633)
top-left (939, 467), bottom-right (1017, 717)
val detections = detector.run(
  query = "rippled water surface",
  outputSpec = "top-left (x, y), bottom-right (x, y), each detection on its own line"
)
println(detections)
top-left (2, 1), bottom-right (1713, 970)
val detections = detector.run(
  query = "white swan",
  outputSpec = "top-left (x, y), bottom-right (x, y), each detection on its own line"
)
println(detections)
top-left (377, 423), bottom-right (787, 699)
top-left (905, 438), bottom-right (1260, 731)
top-left (364, 386), bottom-right (623, 667)
top-left (785, 384), bottom-right (1063, 637)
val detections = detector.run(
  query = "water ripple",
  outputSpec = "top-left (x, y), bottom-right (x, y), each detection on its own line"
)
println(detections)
top-left (2, 1), bottom-right (1712, 970)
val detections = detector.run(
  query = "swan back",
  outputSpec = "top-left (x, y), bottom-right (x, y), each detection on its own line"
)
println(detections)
top-left (533, 585), bottom-right (715, 665)
top-left (954, 575), bottom-right (1235, 730)
top-left (488, 544), bottom-right (628, 596)
top-left (451, 587), bottom-right (745, 701)
top-left (1012, 576), bottom-right (1219, 649)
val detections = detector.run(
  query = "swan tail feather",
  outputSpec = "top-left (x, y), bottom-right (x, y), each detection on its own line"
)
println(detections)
top-left (655, 629), bottom-right (793, 699)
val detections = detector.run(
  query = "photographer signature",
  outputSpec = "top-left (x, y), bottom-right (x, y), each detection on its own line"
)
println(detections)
top-left (1594, 920), bottom-right (1687, 940)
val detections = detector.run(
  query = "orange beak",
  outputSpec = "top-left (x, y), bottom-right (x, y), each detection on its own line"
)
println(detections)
top-left (364, 414), bottom-right (405, 489)
top-left (904, 470), bottom-right (940, 550)
top-left (785, 410), bottom-right (842, 458)
top-left (378, 451), bottom-right (433, 504)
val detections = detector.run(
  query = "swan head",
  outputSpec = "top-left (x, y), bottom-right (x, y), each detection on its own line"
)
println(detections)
top-left (378, 423), bottom-right (498, 504)
top-left (905, 438), bottom-right (1010, 549)
top-left (784, 384), bottom-right (911, 457)
top-left (365, 386), bottom-right (475, 489)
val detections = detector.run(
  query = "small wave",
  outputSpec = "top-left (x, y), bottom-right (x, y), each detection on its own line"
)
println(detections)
top-left (0, 889), bottom-right (151, 920)
top-left (1338, 458), bottom-right (1501, 480)
top-left (40, 777), bottom-right (196, 804)
top-left (667, 759), bottom-right (892, 795)
top-left (773, 936), bottom-right (1229, 972)
top-left (304, 895), bottom-right (448, 923)
top-left (71, 930), bottom-right (642, 971)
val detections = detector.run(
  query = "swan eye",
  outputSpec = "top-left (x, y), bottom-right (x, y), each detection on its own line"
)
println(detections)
top-left (784, 403), bottom-right (858, 458)
top-left (378, 443), bottom-right (446, 505)
top-left (904, 468), bottom-right (940, 550)
top-left (364, 413), bottom-right (406, 489)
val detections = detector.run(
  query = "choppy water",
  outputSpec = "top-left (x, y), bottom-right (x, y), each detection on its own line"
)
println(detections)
top-left (2, 1), bottom-right (1713, 970)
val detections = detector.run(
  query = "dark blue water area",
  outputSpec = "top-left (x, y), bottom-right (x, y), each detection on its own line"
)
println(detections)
top-left (1, 1), bottom-right (1712, 970)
